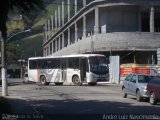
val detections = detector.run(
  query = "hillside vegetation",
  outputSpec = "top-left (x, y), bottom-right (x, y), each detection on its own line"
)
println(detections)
top-left (7, 0), bottom-right (58, 59)
top-left (7, 0), bottom-right (77, 60)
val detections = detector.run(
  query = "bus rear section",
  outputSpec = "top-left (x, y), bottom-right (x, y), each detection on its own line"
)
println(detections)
top-left (28, 57), bottom-right (63, 85)
top-left (28, 58), bottom-right (40, 83)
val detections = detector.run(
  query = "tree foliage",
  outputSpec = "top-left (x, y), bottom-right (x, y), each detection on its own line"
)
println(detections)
top-left (0, 0), bottom-right (44, 39)
top-left (6, 43), bottom-right (21, 63)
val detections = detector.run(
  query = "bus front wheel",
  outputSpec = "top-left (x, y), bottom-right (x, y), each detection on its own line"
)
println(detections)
top-left (72, 75), bottom-right (82, 86)
top-left (40, 76), bottom-right (49, 85)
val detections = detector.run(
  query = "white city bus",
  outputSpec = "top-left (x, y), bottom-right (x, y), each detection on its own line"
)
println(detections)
top-left (28, 54), bottom-right (109, 86)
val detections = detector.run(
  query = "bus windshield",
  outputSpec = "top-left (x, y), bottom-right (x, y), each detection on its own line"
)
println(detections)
top-left (89, 56), bottom-right (108, 74)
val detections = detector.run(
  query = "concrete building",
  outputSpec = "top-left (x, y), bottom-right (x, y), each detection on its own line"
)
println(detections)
top-left (43, 0), bottom-right (160, 64)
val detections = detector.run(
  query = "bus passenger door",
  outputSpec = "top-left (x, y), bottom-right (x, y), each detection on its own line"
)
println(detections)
top-left (61, 58), bottom-right (67, 82)
top-left (80, 58), bottom-right (87, 82)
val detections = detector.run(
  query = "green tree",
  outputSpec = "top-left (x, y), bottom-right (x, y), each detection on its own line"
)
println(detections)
top-left (6, 43), bottom-right (21, 63)
top-left (0, 0), bottom-right (44, 40)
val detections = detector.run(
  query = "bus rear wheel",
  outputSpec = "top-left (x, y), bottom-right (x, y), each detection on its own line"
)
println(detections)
top-left (40, 76), bottom-right (49, 85)
top-left (72, 75), bottom-right (82, 86)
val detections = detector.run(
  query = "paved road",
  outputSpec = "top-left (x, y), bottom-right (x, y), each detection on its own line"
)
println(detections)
top-left (0, 79), bottom-right (160, 120)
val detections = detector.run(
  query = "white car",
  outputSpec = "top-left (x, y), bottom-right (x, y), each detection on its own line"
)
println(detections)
top-left (23, 72), bottom-right (29, 83)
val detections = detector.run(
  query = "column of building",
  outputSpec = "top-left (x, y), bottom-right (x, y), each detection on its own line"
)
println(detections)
top-left (75, 0), bottom-right (78, 42)
top-left (83, 16), bottom-right (86, 38)
top-left (49, 42), bottom-right (52, 54)
top-left (68, 0), bottom-right (70, 21)
top-left (49, 14), bottom-right (55, 55)
top-left (75, 23), bottom-right (78, 42)
top-left (48, 19), bottom-right (51, 39)
top-left (43, 24), bottom-right (47, 43)
top-left (82, 0), bottom-right (87, 39)
top-left (59, 36), bottom-right (61, 50)
top-left (45, 24), bottom-right (48, 42)
top-left (50, 14), bottom-right (54, 54)
top-left (94, 7), bottom-right (99, 34)
top-left (55, 38), bottom-right (57, 52)
top-left (67, 0), bottom-right (71, 46)
top-left (53, 10), bottom-right (58, 53)
top-left (83, 0), bottom-right (86, 7)
top-left (62, 33), bottom-right (65, 48)
top-left (52, 40), bottom-right (54, 53)
top-left (51, 15), bottom-right (54, 31)
top-left (57, 4), bottom-right (61, 51)
top-left (55, 10), bottom-right (58, 30)
top-left (58, 5), bottom-right (61, 29)
top-left (44, 23), bottom-right (48, 56)
top-left (150, 6), bottom-right (154, 32)
top-left (62, 0), bottom-right (65, 48)
top-left (68, 28), bottom-right (70, 46)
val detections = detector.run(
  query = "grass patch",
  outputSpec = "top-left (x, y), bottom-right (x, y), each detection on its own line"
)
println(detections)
top-left (0, 97), bottom-right (11, 113)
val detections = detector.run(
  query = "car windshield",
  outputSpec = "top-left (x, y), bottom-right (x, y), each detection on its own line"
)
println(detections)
top-left (138, 75), bottom-right (151, 83)
top-left (89, 56), bottom-right (108, 74)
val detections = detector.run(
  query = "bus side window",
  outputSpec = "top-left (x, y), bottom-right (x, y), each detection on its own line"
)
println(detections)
top-left (47, 58), bottom-right (58, 69)
top-left (61, 58), bottom-right (67, 69)
top-left (52, 59), bottom-right (57, 68)
top-left (57, 58), bottom-right (60, 69)
top-left (50, 58), bottom-right (60, 69)
top-left (38, 59), bottom-right (47, 69)
top-left (47, 59), bottom-right (53, 69)
top-left (29, 60), bottom-right (37, 69)
top-left (68, 58), bottom-right (79, 69)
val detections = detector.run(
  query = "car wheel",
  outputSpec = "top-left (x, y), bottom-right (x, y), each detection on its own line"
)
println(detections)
top-left (150, 92), bottom-right (157, 105)
top-left (122, 88), bottom-right (127, 98)
top-left (136, 90), bottom-right (142, 102)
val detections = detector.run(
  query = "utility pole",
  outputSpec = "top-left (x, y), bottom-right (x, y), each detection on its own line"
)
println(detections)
top-left (0, 32), bottom-right (8, 96)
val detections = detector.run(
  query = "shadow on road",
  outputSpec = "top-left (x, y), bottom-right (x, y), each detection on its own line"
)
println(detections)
top-left (8, 82), bottom-right (22, 86)
top-left (2, 97), bottom-right (160, 120)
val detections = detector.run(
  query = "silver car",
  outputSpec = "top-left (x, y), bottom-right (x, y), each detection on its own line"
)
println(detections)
top-left (122, 74), bottom-right (152, 102)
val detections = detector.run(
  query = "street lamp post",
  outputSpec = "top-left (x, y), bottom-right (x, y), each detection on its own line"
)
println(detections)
top-left (1, 29), bottom-right (31, 96)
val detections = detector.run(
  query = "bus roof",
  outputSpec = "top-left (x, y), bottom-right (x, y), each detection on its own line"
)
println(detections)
top-left (62, 54), bottom-right (105, 58)
top-left (28, 54), bottom-right (105, 60)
